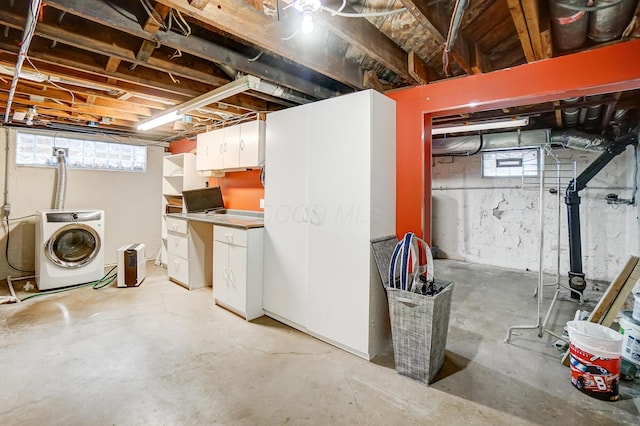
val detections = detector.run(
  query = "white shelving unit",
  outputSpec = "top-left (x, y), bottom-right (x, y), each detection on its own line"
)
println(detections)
top-left (158, 153), bottom-right (207, 267)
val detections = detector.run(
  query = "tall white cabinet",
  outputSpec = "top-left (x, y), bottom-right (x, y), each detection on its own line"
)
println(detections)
top-left (263, 90), bottom-right (396, 360)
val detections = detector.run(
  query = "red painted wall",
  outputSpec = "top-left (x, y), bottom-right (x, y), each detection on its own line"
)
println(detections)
top-left (387, 39), bottom-right (640, 244)
top-left (168, 138), bottom-right (265, 212)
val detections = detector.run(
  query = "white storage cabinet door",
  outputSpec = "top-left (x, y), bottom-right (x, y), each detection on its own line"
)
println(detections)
top-left (213, 240), bottom-right (229, 304)
top-left (227, 244), bottom-right (248, 314)
top-left (305, 91), bottom-right (372, 355)
top-left (238, 120), bottom-right (264, 168)
top-left (223, 125), bottom-right (241, 169)
top-left (263, 104), bottom-right (311, 328)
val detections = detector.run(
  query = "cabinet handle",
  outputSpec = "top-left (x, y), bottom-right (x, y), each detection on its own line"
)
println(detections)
top-left (229, 269), bottom-right (234, 285)
top-left (173, 237), bottom-right (179, 246)
top-left (302, 206), bottom-right (309, 223)
top-left (240, 139), bottom-right (245, 150)
top-left (172, 224), bottom-right (178, 230)
top-left (219, 144), bottom-right (223, 154)
top-left (224, 142), bottom-right (228, 153)
top-left (174, 260), bottom-right (180, 271)
top-left (223, 266), bottom-right (229, 282)
top-left (224, 233), bottom-right (233, 242)
top-left (206, 146), bottom-right (209, 155)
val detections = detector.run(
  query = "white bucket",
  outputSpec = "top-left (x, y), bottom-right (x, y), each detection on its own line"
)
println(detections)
top-left (566, 320), bottom-right (623, 359)
top-left (619, 311), bottom-right (640, 367)
top-left (633, 293), bottom-right (640, 322)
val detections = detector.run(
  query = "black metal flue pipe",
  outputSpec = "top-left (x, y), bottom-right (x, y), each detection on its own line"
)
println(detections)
top-left (565, 132), bottom-right (638, 298)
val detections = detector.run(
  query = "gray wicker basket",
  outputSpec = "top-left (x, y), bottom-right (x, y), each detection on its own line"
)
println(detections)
top-left (386, 280), bottom-right (454, 384)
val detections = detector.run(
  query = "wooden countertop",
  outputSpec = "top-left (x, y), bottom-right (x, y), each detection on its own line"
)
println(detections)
top-left (167, 210), bottom-right (264, 229)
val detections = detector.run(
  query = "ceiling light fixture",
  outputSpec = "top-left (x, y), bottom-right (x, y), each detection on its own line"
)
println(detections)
top-left (295, 0), bottom-right (322, 34)
top-left (137, 75), bottom-right (261, 131)
top-left (431, 117), bottom-right (529, 135)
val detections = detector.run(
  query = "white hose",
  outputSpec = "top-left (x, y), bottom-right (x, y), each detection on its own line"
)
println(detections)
top-left (54, 149), bottom-right (67, 210)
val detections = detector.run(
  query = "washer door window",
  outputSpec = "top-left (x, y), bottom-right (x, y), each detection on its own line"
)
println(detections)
top-left (45, 224), bottom-right (101, 268)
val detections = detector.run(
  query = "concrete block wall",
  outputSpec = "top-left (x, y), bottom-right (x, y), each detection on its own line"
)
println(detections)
top-left (432, 146), bottom-right (639, 282)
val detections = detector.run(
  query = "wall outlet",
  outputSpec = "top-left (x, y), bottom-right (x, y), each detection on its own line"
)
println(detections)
top-left (259, 198), bottom-right (264, 209)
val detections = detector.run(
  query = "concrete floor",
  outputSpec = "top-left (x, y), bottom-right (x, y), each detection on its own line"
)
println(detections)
top-left (1, 260), bottom-right (639, 425)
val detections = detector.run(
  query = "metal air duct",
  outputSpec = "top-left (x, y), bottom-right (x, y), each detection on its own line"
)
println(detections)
top-left (588, 0), bottom-right (637, 42)
top-left (550, 0), bottom-right (590, 51)
top-left (432, 129), bottom-right (608, 156)
top-left (54, 149), bottom-right (67, 210)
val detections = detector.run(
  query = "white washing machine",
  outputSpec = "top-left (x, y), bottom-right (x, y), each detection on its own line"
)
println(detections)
top-left (35, 210), bottom-right (105, 291)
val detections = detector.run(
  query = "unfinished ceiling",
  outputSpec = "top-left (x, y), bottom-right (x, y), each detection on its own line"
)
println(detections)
top-left (0, 0), bottom-right (639, 142)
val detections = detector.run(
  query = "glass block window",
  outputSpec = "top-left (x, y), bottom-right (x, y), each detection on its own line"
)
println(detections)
top-left (15, 131), bottom-right (146, 172)
top-left (482, 149), bottom-right (539, 177)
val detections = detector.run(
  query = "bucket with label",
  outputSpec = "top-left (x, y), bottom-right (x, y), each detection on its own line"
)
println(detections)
top-left (619, 311), bottom-right (640, 367)
top-left (566, 320), bottom-right (623, 401)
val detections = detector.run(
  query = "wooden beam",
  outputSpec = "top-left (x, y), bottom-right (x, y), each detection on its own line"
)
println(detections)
top-left (0, 48), bottom-right (250, 117)
top-left (0, 10), bottom-right (275, 112)
top-left (311, 2), bottom-right (430, 84)
top-left (43, 0), bottom-right (336, 99)
top-left (142, 4), bottom-right (170, 32)
top-left (538, 0), bottom-right (553, 59)
top-left (136, 39), bottom-right (157, 62)
top-left (408, 51), bottom-right (429, 85)
top-left (470, 43), bottom-right (489, 74)
top-left (553, 101), bottom-right (563, 127)
top-left (151, 0), bottom-right (364, 88)
top-left (399, 0), bottom-right (476, 75)
top-left (104, 56), bottom-right (120, 73)
top-left (507, 0), bottom-right (536, 62)
top-left (521, 0), bottom-right (543, 60)
top-left (188, 0), bottom-right (210, 10)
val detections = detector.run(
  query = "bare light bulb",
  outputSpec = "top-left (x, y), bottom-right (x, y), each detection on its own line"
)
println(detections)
top-left (301, 12), bottom-right (314, 34)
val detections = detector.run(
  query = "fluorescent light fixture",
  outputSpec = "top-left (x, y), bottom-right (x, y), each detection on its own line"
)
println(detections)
top-left (432, 117), bottom-right (529, 135)
top-left (136, 75), bottom-right (261, 131)
top-left (137, 110), bottom-right (183, 131)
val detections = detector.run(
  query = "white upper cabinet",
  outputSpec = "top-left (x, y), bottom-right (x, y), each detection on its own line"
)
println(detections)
top-left (196, 128), bottom-right (224, 171)
top-left (196, 119), bottom-right (265, 171)
top-left (223, 125), bottom-right (241, 169)
top-left (238, 120), bottom-right (265, 168)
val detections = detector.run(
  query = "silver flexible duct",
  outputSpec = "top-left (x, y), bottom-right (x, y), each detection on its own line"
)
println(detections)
top-left (433, 129), bottom-right (608, 156)
top-left (54, 149), bottom-right (67, 210)
top-left (549, 130), bottom-right (608, 151)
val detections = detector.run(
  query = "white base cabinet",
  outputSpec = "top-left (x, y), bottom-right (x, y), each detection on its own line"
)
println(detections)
top-left (213, 225), bottom-right (263, 320)
top-left (166, 216), bottom-right (212, 290)
top-left (263, 89), bottom-right (396, 360)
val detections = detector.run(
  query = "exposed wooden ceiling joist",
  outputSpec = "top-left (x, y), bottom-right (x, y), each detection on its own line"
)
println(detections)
top-left (152, 0), bottom-right (365, 88)
top-left (44, 0), bottom-right (339, 99)
top-left (399, 0), bottom-right (478, 74)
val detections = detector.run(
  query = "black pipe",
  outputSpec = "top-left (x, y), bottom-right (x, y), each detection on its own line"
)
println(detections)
top-left (565, 132), bottom-right (638, 298)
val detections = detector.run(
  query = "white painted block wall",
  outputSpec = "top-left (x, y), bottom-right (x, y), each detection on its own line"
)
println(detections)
top-left (0, 128), bottom-right (164, 280)
top-left (432, 147), bottom-right (639, 282)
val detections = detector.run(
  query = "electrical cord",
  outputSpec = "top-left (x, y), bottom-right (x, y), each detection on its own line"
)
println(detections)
top-left (20, 265), bottom-right (117, 302)
top-left (4, 216), bottom-right (35, 273)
